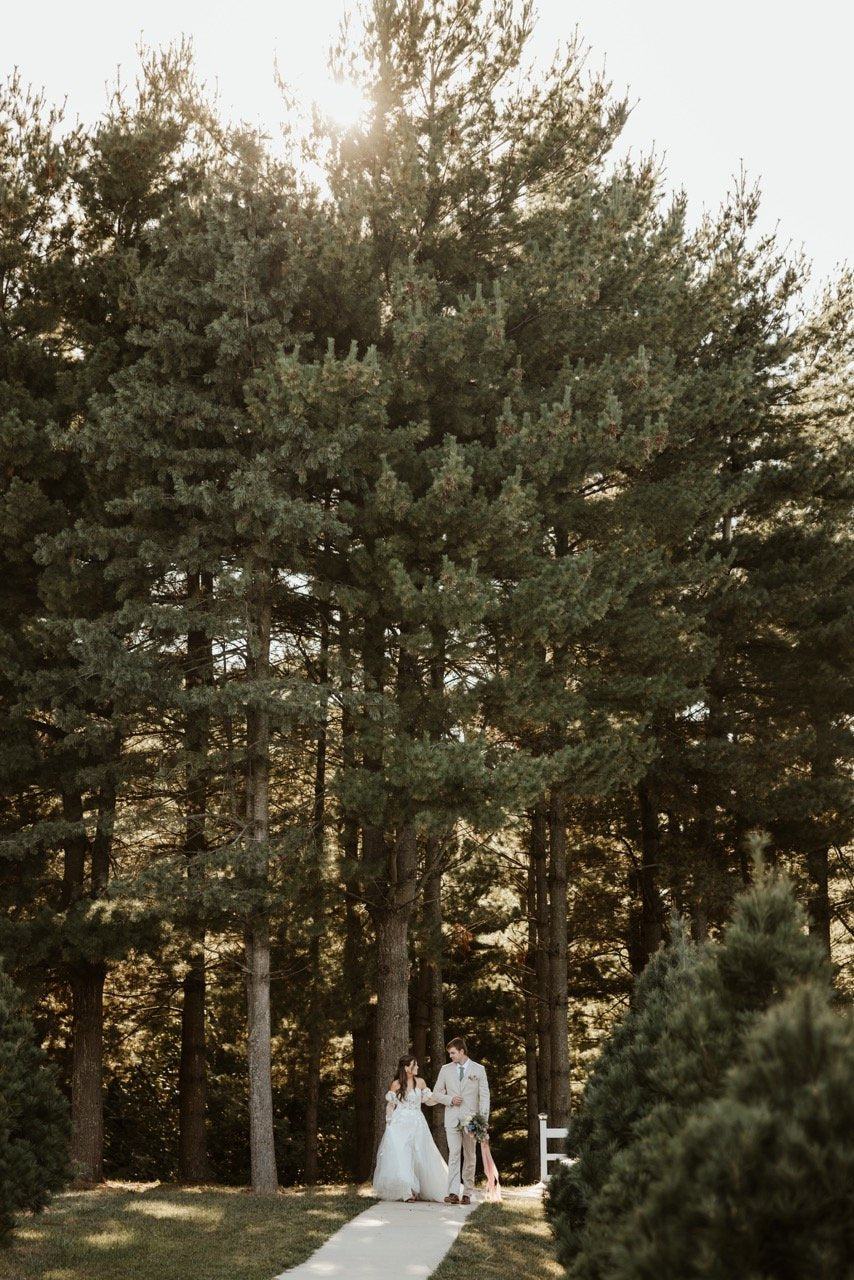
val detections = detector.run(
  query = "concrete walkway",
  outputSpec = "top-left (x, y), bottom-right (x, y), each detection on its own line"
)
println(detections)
top-left (273, 1199), bottom-right (477, 1279)
top-left (273, 1188), bottom-right (541, 1280)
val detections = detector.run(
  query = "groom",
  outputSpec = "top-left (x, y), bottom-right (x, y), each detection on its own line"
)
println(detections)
top-left (429, 1036), bottom-right (490, 1205)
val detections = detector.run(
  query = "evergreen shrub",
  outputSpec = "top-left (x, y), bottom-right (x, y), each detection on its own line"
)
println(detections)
top-left (0, 965), bottom-right (69, 1244)
top-left (545, 867), bottom-right (852, 1278)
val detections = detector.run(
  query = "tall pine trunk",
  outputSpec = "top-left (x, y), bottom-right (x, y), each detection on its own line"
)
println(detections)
top-left (304, 606), bottom-right (329, 1185)
top-left (412, 959), bottom-right (430, 1069)
top-left (547, 786), bottom-right (570, 1129)
top-left (370, 823), bottom-right (418, 1152)
top-left (545, 535), bottom-right (570, 1129)
top-left (524, 811), bottom-right (542, 1179)
top-left (340, 614), bottom-right (375, 1181)
top-left (62, 788), bottom-right (92, 1183)
top-left (64, 771), bottom-right (115, 1184)
top-left (422, 842), bottom-right (446, 1156)
top-left (303, 1013), bottom-right (322, 1185)
top-left (178, 570), bottom-right (212, 1183)
top-left (244, 562), bottom-right (278, 1193)
top-left (69, 960), bottom-right (106, 1182)
top-left (420, 652), bottom-right (447, 1151)
top-left (532, 798), bottom-right (552, 1114)
top-left (178, 948), bottom-right (208, 1182)
top-left (363, 638), bottom-right (420, 1153)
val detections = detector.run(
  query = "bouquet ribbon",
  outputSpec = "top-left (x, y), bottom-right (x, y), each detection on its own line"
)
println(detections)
top-left (480, 1136), bottom-right (502, 1202)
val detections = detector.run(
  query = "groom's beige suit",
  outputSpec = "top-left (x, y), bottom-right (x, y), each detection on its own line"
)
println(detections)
top-left (429, 1057), bottom-right (490, 1199)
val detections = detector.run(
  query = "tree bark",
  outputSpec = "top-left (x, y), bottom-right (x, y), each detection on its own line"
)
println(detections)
top-left (69, 960), bottom-right (106, 1182)
top-left (422, 842), bottom-right (447, 1156)
top-left (524, 812), bottom-right (541, 1180)
top-left (303, 931), bottom-right (323, 1177)
top-left (63, 778), bottom-right (115, 1185)
top-left (532, 798), bottom-right (551, 1113)
top-left (547, 786), bottom-right (570, 1130)
top-left (353, 1015), bottom-right (376, 1183)
top-left (304, 605), bottom-right (329, 1186)
top-left (178, 946), bottom-right (209, 1182)
top-left (363, 638), bottom-right (420, 1155)
top-left (178, 570), bottom-right (212, 1183)
top-left (246, 918), bottom-right (277, 1192)
top-left (340, 614), bottom-right (375, 1182)
top-left (690, 897), bottom-right (710, 943)
top-left (411, 959), bottom-right (430, 1069)
top-left (370, 823), bottom-right (418, 1154)
top-left (628, 780), bottom-right (664, 973)
top-left (421, 650), bottom-right (448, 1154)
top-left (244, 562), bottom-right (278, 1193)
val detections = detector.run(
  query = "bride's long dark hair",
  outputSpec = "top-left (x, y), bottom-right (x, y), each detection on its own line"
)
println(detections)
top-left (395, 1054), bottom-right (418, 1094)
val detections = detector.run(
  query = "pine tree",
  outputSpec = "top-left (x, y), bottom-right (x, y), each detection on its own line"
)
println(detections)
top-left (485, 165), bottom-right (768, 1129)
top-left (620, 191), bottom-right (836, 946)
top-left (763, 275), bottom-right (854, 949)
top-left (620, 985), bottom-right (854, 1280)
top-left (67, 107), bottom-right (361, 1187)
top-left (544, 928), bottom-right (705, 1265)
top-left (0, 74), bottom-right (107, 1184)
top-left (1, 57), bottom-right (216, 1183)
top-left (0, 965), bottom-right (69, 1245)
top-left (547, 864), bottom-right (835, 1278)
top-left (312, 0), bottom-right (633, 1147)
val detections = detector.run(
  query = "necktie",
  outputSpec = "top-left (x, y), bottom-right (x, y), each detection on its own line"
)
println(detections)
top-left (458, 1064), bottom-right (465, 1082)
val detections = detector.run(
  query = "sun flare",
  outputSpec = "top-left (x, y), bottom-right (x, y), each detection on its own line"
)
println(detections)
top-left (315, 77), bottom-right (371, 130)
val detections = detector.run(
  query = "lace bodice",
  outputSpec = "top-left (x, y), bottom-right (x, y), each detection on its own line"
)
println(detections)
top-left (387, 1086), bottom-right (432, 1112)
top-left (403, 1086), bottom-right (432, 1110)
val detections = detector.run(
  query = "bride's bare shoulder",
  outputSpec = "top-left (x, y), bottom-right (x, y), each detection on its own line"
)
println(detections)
top-left (390, 1079), bottom-right (401, 1092)
top-left (416, 1077), bottom-right (428, 1089)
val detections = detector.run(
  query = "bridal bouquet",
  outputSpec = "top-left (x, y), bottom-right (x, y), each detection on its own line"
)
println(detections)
top-left (460, 1113), bottom-right (490, 1141)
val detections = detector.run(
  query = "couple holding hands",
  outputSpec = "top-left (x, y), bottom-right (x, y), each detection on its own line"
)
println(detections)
top-left (373, 1036), bottom-right (496, 1205)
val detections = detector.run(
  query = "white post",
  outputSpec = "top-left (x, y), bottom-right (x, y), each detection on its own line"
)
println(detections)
top-left (539, 1112), bottom-right (570, 1182)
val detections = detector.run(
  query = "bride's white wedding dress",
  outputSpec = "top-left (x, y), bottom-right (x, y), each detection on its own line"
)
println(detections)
top-left (372, 1086), bottom-right (448, 1202)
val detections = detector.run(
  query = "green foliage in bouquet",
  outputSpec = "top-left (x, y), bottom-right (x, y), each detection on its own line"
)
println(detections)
top-left (460, 1113), bottom-right (490, 1141)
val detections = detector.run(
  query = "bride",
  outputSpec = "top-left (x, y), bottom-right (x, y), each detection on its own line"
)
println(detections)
top-left (372, 1054), bottom-right (448, 1202)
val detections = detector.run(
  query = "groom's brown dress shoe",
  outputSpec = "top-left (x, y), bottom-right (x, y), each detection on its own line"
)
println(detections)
top-left (460, 1196), bottom-right (471, 1205)
top-left (444, 1194), bottom-right (459, 1204)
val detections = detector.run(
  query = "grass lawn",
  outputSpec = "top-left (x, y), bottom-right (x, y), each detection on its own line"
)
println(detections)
top-left (3, 1182), bottom-right (371, 1280)
top-left (430, 1193), bottom-right (564, 1280)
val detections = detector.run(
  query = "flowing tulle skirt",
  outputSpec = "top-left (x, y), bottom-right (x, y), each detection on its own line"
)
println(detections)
top-left (372, 1108), bottom-right (448, 1202)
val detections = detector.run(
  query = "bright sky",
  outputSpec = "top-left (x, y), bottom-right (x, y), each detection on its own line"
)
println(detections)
top-left (7, 1), bottom-right (853, 297)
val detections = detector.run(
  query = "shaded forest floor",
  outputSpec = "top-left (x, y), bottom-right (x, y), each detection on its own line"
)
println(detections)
top-left (4, 1183), bottom-right (368, 1280)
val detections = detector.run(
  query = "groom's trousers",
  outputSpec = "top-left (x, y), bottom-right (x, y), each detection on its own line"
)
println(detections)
top-left (446, 1124), bottom-right (477, 1197)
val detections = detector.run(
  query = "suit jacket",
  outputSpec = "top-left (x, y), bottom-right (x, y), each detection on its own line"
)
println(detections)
top-left (430, 1059), bottom-right (490, 1131)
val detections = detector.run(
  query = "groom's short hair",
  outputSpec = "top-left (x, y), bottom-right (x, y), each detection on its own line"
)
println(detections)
top-left (446, 1036), bottom-right (467, 1053)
